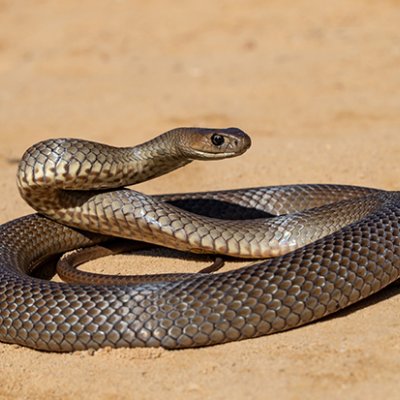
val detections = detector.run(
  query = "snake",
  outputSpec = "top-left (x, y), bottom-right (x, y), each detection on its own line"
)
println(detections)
top-left (0, 127), bottom-right (399, 352)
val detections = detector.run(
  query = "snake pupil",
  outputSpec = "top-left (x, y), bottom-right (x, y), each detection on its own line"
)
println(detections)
top-left (211, 134), bottom-right (225, 146)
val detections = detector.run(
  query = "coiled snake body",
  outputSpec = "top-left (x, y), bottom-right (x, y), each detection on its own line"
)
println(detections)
top-left (0, 127), bottom-right (399, 351)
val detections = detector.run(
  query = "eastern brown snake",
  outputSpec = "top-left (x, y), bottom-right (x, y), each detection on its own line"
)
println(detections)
top-left (0, 127), bottom-right (398, 351)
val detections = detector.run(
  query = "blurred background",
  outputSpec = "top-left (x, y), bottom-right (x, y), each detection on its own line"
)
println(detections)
top-left (1, 1), bottom-right (399, 141)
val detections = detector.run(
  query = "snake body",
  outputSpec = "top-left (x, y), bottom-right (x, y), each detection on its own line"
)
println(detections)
top-left (0, 127), bottom-right (399, 351)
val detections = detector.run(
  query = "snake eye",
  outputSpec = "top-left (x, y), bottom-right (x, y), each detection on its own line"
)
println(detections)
top-left (211, 134), bottom-right (225, 146)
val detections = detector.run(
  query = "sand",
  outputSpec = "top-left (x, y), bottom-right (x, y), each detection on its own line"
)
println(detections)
top-left (0, 1), bottom-right (400, 399)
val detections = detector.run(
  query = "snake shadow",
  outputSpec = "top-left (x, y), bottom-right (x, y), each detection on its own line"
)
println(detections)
top-left (164, 198), bottom-right (275, 219)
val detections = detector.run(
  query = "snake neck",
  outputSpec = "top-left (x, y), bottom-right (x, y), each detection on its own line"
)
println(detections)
top-left (18, 131), bottom-right (191, 190)
top-left (16, 132), bottom-right (192, 215)
top-left (129, 129), bottom-right (193, 184)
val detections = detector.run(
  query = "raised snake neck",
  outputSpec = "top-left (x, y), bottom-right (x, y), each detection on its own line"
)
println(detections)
top-left (0, 127), bottom-right (399, 351)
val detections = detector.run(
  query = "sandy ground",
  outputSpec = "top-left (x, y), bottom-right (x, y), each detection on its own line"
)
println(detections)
top-left (0, 0), bottom-right (400, 399)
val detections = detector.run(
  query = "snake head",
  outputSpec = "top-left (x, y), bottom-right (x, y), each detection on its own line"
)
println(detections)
top-left (177, 127), bottom-right (252, 160)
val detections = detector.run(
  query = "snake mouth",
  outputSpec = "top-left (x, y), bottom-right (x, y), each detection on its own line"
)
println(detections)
top-left (189, 149), bottom-right (245, 160)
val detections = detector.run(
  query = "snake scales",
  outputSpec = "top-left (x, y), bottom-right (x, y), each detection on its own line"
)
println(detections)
top-left (0, 127), bottom-right (399, 351)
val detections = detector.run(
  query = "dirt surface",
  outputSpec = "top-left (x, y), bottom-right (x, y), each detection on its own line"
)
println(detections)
top-left (1, 1), bottom-right (400, 399)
